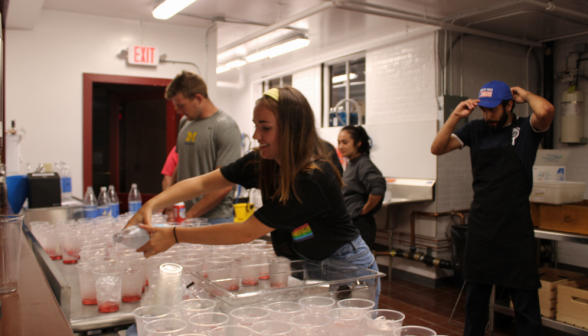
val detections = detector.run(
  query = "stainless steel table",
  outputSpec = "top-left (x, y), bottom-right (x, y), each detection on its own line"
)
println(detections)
top-left (490, 229), bottom-right (588, 336)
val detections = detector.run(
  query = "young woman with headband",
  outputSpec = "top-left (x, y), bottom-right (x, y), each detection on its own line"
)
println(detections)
top-left (124, 87), bottom-right (381, 306)
top-left (337, 126), bottom-right (386, 250)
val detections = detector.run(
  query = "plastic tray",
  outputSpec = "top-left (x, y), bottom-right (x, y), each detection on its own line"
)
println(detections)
top-left (190, 260), bottom-right (384, 311)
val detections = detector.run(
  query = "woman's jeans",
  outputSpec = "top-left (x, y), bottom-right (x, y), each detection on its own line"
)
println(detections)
top-left (322, 235), bottom-right (381, 308)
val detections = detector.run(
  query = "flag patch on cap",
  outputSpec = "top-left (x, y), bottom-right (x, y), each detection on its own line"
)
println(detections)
top-left (292, 223), bottom-right (314, 242)
top-left (479, 88), bottom-right (493, 98)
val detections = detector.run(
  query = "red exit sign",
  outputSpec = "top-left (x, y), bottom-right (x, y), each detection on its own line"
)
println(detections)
top-left (127, 45), bottom-right (159, 66)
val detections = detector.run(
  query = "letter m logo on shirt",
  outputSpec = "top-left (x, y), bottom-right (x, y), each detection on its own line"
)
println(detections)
top-left (185, 132), bottom-right (197, 142)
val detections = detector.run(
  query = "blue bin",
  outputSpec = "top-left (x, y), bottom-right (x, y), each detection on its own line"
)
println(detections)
top-left (6, 175), bottom-right (28, 213)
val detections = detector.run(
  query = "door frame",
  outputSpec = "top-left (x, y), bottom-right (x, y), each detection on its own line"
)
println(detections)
top-left (82, 73), bottom-right (173, 196)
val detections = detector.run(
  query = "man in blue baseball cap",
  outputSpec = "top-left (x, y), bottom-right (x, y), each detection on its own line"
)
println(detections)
top-left (431, 81), bottom-right (554, 336)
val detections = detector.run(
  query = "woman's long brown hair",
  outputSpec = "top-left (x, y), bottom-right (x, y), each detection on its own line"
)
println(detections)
top-left (255, 87), bottom-right (343, 204)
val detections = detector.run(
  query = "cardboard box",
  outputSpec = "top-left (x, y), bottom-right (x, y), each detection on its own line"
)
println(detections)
top-left (531, 201), bottom-right (588, 235)
top-left (557, 278), bottom-right (588, 329)
top-left (533, 149), bottom-right (571, 182)
top-left (510, 268), bottom-right (585, 318)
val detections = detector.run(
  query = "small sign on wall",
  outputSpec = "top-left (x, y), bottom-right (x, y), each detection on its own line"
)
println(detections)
top-left (127, 45), bottom-right (159, 66)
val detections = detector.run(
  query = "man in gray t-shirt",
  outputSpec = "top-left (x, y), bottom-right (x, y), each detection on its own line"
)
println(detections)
top-left (166, 71), bottom-right (241, 222)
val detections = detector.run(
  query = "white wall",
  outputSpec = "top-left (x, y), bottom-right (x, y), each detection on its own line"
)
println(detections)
top-left (552, 35), bottom-right (588, 269)
top-left (6, 10), bottom-right (207, 198)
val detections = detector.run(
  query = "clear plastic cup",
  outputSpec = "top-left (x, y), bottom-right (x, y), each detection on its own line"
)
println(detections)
top-left (177, 298), bottom-right (216, 323)
top-left (44, 228), bottom-right (62, 260)
top-left (226, 253), bottom-right (243, 291)
top-left (229, 307), bottom-right (270, 326)
top-left (392, 326), bottom-right (436, 336)
top-left (188, 312), bottom-right (229, 334)
top-left (81, 243), bottom-right (109, 251)
top-left (289, 314), bottom-right (329, 336)
top-left (133, 305), bottom-right (174, 336)
top-left (268, 257), bottom-right (290, 288)
top-left (146, 255), bottom-right (174, 286)
top-left (145, 318), bottom-right (188, 336)
top-left (326, 308), bottom-right (364, 336)
top-left (206, 257), bottom-right (234, 291)
top-left (250, 320), bottom-right (293, 335)
top-left (93, 266), bottom-right (123, 313)
top-left (77, 260), bottom-right (115, 305)
top-left (364, 310), bottom-right (405, 335)
top-left (251, 245), bottom-right (274, 280)
top-left (240, 250), bottom-right (262, 286)
top-left (0, 215), bottom-right (24, 293)
top-left (298, 296), bottom-right (336, 314)
top-left (61, 232), bottom-right (81, 264)
top-left (209, 326), bottom-right (253, 336)
top-left (79, 248), bottom-right (107, 262)
top-left (336, 298), bottom-right (375, 318)
top-left (265, 302), bottom-right (304, 321)
top-left (119, 259), bottom-right (146, 303)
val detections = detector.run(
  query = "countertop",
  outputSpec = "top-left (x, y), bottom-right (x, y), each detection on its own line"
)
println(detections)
top-left (0, 233), bottom-right (74, 336)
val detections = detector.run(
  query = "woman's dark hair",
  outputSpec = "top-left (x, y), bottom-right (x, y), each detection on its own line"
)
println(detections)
top-left (341, 125), bottom-right (371, 155)
top-left (254, 87), bottom-right (342, 204)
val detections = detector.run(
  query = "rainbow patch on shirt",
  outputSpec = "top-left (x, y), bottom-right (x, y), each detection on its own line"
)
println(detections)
top-left (292, 224), bottom-right (314, 242)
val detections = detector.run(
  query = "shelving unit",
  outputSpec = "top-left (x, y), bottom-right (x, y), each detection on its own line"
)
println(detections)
top-left (490, 229), bottom-right (588, 335)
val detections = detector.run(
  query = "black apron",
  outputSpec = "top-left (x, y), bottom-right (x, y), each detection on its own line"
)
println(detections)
top-left (463, 128), bottom-right (540, 290)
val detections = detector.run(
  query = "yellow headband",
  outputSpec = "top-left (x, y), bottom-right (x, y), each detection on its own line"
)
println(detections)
top-left (263, 88), bottom-right (279, 102)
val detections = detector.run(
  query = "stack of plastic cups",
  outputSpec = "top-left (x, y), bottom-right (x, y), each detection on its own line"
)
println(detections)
top-left (364, 310), bottom-right (406, 335)
top-left (229, 307), bottom-right (270, 327)
top-left (154, 263), bottom-right (183, 308)
top-left (118, 259), bottom-right (146, 303)
top-left (188, 312), bottom-right (230, 334)
top-left (266, 302), bottom-right (304, 321)
top-left (93, 266), bottom-right (124, 313)
top-left (133, 305), bottom-right (173, 336)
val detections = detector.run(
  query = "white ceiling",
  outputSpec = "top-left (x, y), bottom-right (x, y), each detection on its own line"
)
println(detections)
top-left (8, 0), bottom-right (588, 52)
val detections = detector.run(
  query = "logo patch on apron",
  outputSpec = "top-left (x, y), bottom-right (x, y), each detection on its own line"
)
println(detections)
top-left (512, 127), bottom-right (520, 145)
top-left (292, 223), bottom-right (314, 242)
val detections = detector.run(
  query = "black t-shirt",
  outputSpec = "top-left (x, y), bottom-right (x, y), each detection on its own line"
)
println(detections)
top-left (220, 151), bottom-right (359, 261)
top-left (453, 115), bottom-right (546, 189)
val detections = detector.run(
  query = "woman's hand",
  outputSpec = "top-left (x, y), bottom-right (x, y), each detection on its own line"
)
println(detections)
top-left (136, 224), bottom-right (176, 258)
top-left (123, 203), bottom-right (154, 230)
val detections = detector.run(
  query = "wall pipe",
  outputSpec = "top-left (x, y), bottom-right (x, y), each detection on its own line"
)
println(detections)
top-left (410, 210), bottom-right (469, 251)
top-left (522, 0), bottom-right (588, 21)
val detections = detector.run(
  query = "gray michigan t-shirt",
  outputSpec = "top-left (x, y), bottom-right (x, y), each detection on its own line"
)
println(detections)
top-left (177, 110), bottom-right (241, 219)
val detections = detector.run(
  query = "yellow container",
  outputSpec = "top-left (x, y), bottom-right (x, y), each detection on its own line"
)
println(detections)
top-left (234, 203), bottom-right (255, 222)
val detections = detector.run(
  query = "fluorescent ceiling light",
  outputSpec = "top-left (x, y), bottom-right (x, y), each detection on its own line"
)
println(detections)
top-left (153, 0), bottom-right (197, 20)
top-left (216, 65), bottom-right (231, 74)
top-left (332, 73), bottom-right (358, 83)
top-left (246, 37), bottom-right (310, 63)
top-left (216, 58), bottom-right (247, 74)
top-left (225, 59), bottom-right (247, 68)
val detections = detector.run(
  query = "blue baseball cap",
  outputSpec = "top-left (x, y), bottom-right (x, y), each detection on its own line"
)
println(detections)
top-left (477, 80), bottom-right (513, 108)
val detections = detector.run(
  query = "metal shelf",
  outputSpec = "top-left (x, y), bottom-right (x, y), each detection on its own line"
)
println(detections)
top-left (494, 303), bottom-right (588, 336)
top-left (534, 229), bottom-right (588, 244)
